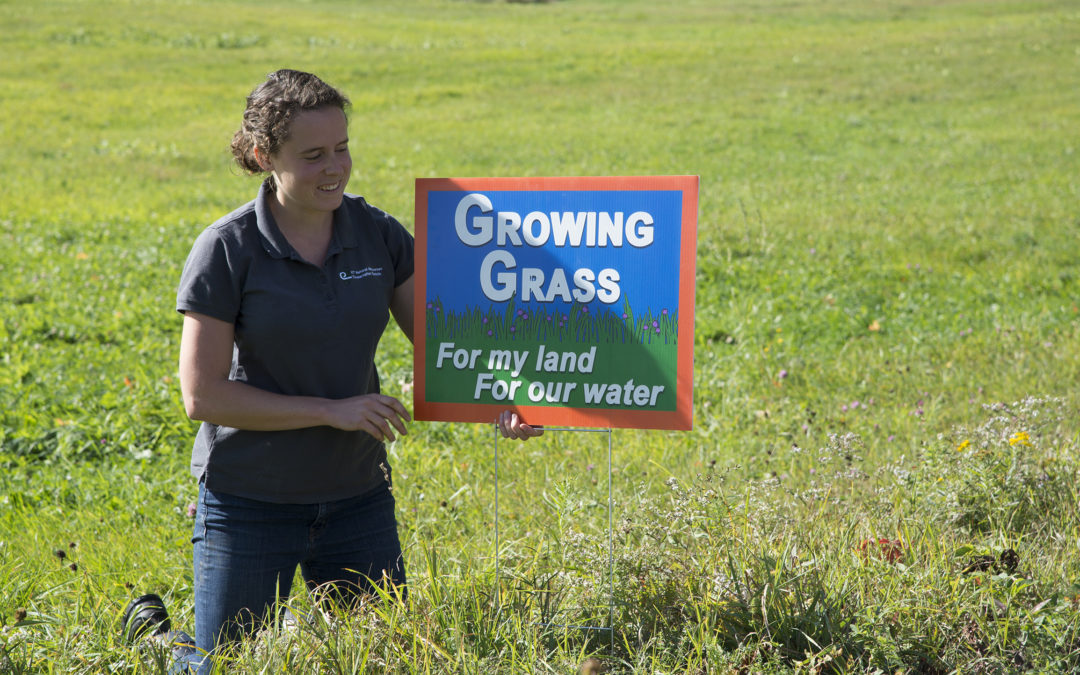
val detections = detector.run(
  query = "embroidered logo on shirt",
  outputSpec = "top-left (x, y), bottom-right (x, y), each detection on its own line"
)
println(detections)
top-left (340, 267), bottom-right (383, 281)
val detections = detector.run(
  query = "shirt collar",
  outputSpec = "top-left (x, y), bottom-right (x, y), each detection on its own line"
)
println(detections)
top-left (254, 181), bottom-right (357, 261)
top-left (333, 195), bottom-right (359, 249)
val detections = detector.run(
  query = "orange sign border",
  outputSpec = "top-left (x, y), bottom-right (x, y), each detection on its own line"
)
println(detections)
top-left (413, 176), bottom-right (698, 430)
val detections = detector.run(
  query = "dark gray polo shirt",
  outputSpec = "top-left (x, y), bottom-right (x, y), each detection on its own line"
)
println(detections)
top-left (176, 182), bottom-right (414, 503)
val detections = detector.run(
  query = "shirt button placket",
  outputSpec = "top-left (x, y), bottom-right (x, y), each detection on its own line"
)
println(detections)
top-left (320, 270), bottom-right (336, 309)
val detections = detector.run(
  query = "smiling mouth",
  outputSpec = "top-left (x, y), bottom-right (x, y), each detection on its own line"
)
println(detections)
top-left (318, 181), bottom-right (342, 192)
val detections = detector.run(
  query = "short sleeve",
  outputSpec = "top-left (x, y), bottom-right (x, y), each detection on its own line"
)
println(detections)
top-left (371, 207), bottom-right (415, 287)
top-left (176, 226), bottom-right (243, 323)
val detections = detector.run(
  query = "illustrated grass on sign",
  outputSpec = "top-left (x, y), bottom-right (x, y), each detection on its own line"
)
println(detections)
top-left (414, 176), bottom-right (698, 430)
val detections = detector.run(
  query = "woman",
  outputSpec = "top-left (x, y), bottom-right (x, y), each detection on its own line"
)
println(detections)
top-left (125, 69), bottom-right (540, 672)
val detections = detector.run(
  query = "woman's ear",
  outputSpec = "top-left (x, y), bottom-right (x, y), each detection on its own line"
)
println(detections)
top-left (253, 146), bottom-right (273, 172)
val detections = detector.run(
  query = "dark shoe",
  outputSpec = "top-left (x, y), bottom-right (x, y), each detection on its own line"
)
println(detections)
top-left (159, 629), bottom-right (198, 659)
top-left (121, 593), bottom-right (172, 642)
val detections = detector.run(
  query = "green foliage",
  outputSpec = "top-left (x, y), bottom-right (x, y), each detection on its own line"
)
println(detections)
top-left (1, 0), bottom-right (1079, 672)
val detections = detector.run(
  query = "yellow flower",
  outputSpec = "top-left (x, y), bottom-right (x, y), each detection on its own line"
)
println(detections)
top-left (1009, 431), bottom-right (1031, 447)
top-left (956, 439), bottom-right (971, 452)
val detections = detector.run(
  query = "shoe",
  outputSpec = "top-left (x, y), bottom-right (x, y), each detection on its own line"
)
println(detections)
top-left (158, 629), bottom-right (198, 659)
top-left (121, 593), bottom-right (172, 642)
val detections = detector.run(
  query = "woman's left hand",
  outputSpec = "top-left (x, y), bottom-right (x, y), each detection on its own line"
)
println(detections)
top-left (497, 410), bottom-right (544, 441)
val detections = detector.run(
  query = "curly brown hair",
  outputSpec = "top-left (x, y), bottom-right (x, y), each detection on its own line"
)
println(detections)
top-left (230, 69), bottom-right (351, 189)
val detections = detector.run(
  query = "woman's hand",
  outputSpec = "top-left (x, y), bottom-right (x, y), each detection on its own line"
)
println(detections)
top-left (180, 312), bottom-right (411, 439)
top-left (497, 410), bottom-right (544, 441)
top-left (325, 394), bottom-right (411, 442)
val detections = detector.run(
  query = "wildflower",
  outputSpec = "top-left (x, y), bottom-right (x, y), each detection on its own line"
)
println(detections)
top-left (54, 549), bottom-right (66, 560)
top-left (1009, 431), bottom-right (1031, 446)
top-left (956, 439), bottom-right (971, 452)
top-left (482, 317), bottom-right (488, 324)
top-left (662, 309), bottom-right (668, 315)
top-left (857, 537), bottom-right (904, 563)
top-left (778, 369), bottom-right (788, 379)
top-left (186, 503), bottom-right (197, 518)
top-left (487, 330), bottom-right (493, 337)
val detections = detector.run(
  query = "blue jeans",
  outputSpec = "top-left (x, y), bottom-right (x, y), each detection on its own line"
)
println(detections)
top-left (178, 480), bottom-right (406, 673)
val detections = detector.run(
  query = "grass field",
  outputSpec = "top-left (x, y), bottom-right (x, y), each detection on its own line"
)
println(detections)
top-left (1, 0), bottom-right (1079, 672)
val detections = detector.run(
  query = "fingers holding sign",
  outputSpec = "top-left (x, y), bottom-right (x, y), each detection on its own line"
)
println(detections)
top-left (497, 409), bottom-right (544, 441)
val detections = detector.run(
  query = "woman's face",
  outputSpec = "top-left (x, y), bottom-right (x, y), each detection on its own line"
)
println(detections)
top-left (265, 106), bottom-right (352, 221)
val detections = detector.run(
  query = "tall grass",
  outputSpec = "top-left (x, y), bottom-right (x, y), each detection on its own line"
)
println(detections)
top-left (1, 0), bottom-right (1078, 672)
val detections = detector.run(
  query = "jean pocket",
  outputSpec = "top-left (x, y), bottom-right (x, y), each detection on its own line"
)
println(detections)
top-left (191, 481), bottom-right (208, 545)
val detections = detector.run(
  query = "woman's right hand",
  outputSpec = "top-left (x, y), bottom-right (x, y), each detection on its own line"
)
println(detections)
top-left (325, 394), bottom-right (411, 442)
top-left (181, 312), bottom-right (411, 440)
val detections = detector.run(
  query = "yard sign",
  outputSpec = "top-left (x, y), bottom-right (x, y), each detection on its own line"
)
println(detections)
top-left (413, 176), bottom-right (698, 430)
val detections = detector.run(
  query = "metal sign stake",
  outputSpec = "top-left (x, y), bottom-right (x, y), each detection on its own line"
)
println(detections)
top-left (494, 424), bottom-right (615, 652)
